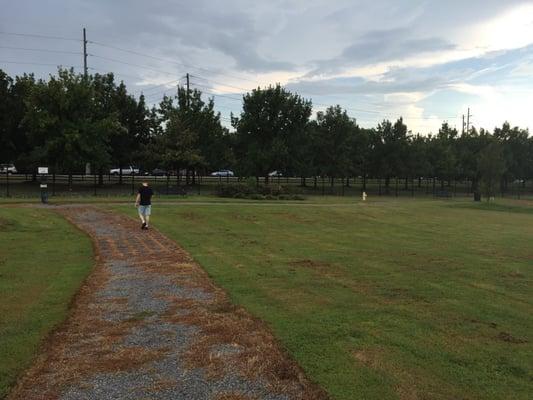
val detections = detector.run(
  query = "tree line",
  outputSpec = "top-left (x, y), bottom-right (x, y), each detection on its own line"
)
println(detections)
top-left (1, 68), bottom-right (531, 196)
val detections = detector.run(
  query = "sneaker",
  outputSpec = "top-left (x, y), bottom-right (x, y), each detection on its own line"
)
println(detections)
top-left (141, 222), bottom-right (147, 229)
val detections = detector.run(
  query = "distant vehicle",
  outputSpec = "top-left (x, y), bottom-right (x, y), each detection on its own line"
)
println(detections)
top-left (0, 163), bottom-right (17, 174)
top-left (151, 168), bottom-right (167, 176)
top-left (110, 166), bottom-right (139, 175)
top-left (210, 169), bottom-right (234, 177)
top-left (268, 170), bottom-right (283, 177)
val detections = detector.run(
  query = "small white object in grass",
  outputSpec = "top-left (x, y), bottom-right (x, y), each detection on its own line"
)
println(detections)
top-left (362, 191), bottom-right (367, 201)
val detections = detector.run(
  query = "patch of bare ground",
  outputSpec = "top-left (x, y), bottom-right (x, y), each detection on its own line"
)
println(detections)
top-left (497, 331), bottom-right (528, 344)
top-left (7, 206), bottom-right (327, 400)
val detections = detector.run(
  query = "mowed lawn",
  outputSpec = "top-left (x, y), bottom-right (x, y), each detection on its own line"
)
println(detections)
top-left (0, 207), bottom-right (93, 398)
top-left (115, 198), bottom-right (533, 400)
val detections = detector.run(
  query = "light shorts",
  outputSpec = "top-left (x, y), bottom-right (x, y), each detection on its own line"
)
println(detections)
top-left (138, 205), bottom-right (152, 216)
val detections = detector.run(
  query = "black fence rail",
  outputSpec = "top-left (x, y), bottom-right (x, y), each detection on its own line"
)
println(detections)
top-left (0, 172), bottom-right (531, 200)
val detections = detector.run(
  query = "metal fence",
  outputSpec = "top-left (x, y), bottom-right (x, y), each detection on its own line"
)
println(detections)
top-left (0, 172), bottom-right (530, 200)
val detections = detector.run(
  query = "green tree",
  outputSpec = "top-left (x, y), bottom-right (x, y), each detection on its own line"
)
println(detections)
top-left (311, 105), bottom-right (357, 184)
top-left (477, 142), bottom-right (506, 200)
top-left (232, 84), bottom-right (312, 181)
top-left (22, 69), bottom-right (119, 180)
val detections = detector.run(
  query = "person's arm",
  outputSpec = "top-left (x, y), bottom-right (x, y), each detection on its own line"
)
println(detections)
top-left (135, 193), bottom-right (140, 207)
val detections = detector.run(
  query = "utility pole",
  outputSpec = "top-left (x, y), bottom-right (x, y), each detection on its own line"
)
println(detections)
top-left (83, 28), bottom-right (88, 78)
top-left (462, 114), bottom-right (465, 135)
top-left (186, 72), bottom-right (190, 108)
top-left (466, 107), bottom-right (472, 134)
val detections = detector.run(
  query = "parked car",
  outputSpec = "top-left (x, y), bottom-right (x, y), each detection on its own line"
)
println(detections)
top-left (0, 163), bottom-right (17, 174)
top-left (268, 170), bottom-right (283, 177)
top-left (109, 166), bottom-right (140, 175)
top-left (210, 169), bottom-right (234, 177)
top-left (151, 168), bottom-right (167, 176)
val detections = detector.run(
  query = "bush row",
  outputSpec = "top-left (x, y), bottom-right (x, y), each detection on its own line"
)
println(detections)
top-left (215, 181), bottom-right (305, 200)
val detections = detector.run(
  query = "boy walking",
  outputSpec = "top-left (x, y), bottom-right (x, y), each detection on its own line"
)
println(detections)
top-left (135, 181), bottom-right (153, 230)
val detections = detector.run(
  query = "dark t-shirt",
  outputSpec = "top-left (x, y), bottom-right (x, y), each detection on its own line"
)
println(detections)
top-left (138, 186), bottom-right (153, 206)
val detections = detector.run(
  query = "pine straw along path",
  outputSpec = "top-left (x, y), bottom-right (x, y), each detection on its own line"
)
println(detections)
top-left (8, 206), bottom-right (327, 400)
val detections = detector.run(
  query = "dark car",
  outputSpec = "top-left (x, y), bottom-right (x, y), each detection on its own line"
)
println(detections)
top-left (152, 168), bottom-right (167, 176)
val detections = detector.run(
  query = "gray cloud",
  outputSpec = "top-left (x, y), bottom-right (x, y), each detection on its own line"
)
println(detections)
top-left (306, 28), bottom-right (456, 77)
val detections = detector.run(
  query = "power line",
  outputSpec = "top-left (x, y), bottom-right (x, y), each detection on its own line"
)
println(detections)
top-left (188, 82), bottom-right (243, 102)
top-left (88, 67), bottom-right (148, 81)
top-left (88, 40), bottom-right (261, 85)
top-left (0, 60), bottom-right (82, 68)
top-left (135, 76), bottom-right (186, 95)
top-left (89, 54), bottom-right (181, 76)
top-left (1, 30), bottom-right (462, 127)
top-left (0, 31), bottom-right (81, 42)
top-left (0, 45), bottom-right (82, 55)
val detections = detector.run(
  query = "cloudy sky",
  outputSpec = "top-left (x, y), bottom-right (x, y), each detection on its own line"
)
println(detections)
top-left (1, 0), bottom-right (533, 133)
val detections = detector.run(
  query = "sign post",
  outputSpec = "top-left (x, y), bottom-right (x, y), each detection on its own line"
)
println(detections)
top-left (38, 167), bottom-right (49, 204)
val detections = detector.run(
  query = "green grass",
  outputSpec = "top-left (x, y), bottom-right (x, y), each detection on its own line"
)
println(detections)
top-left (115, 198), bottom-right (532, 400)
top-left (0, 207), bottom-right (93, 398)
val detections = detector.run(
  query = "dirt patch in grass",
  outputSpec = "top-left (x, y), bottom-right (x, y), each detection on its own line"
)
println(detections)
top-left (352, 348), bottom-right (429, 400)
top-left (289, 259), bottom-right (332, 270)
top-left (179, 211), bottom-right (203, 220)
top-left (274, 212), bottom-right (314, 224)
top-left (497, 331), bottom-right (528, 344)
top-left (0, 216), bottom-right (18, 231)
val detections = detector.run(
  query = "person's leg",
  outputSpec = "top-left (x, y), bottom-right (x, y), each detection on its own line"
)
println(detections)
top-left (138, 206), bottom-right (146, 228)
top-left (144, 205), bottom-right (151, 227)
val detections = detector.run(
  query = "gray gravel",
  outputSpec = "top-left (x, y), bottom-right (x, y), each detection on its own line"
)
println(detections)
top-left (57, 209), bottom-right (289, 400)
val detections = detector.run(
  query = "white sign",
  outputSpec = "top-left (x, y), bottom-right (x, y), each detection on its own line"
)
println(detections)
top-left (40, 184), bottom-right (48, 188)
top-left (38, 167), bottom-right (49, 174)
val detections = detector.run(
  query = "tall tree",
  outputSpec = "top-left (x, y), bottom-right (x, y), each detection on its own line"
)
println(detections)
top-left (22, 68), bottom-right (119, 176)
top-left (477, 141), bottom-right (506, 200)
top-left (311, 105), bottom-right (357, 182)
top-left (232, 84), bottom-right (312, 181)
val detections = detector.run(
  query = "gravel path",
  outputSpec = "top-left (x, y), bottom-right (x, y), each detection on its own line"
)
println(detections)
top-left (8, 206), bottom-right (326, 400)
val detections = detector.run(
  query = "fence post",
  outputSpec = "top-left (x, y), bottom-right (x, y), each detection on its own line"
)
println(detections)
top-left (411, 177), bottom-right (414, 197)
top-left (5, 171), bottom-right (9, 197)
top-left (93, 173), bottom-right (97, 196)
top-left (166, 174), bottom-right (170, 195)
top-left (395, 178), bottom-right (399, 197)
top-left (378, 178), bottom-right (382, 196)
top-left (131, 171), bottom-right (135, 196)
top-left (198, 174), bottom-right (201, 195)
top-left (321, 176), bottom-right (325, 196)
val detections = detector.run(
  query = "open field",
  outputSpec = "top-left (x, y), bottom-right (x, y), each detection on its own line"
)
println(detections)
top-left (0, 207), bottom-right (93, 398)
top-left (115, 198), bottom-right (533, 400)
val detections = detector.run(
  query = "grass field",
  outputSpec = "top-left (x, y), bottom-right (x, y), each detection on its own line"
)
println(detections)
top-left (115, 198), bottom-right (533, 400)
top-left (0, 207), bottom-right (93, 398)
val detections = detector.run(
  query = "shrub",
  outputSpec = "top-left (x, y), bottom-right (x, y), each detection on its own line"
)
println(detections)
top-left (215, 181), bottom-right (305, 200)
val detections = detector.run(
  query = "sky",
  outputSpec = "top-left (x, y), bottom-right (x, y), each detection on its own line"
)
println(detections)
top-left (1, 0), bottom-right (533, 134)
